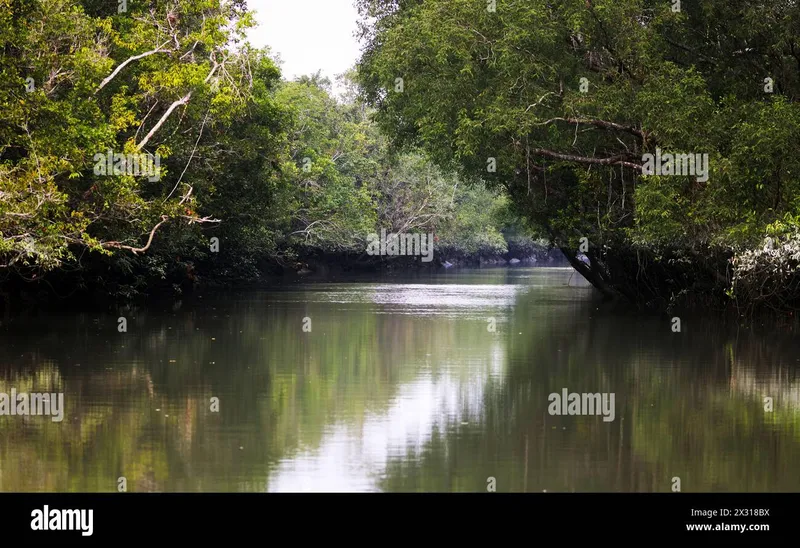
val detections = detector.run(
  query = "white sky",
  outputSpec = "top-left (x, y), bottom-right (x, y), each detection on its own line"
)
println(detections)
top-left (246, 0), bottom-right (362, 90)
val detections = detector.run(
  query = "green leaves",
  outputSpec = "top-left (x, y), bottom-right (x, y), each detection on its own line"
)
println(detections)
top-left (356, 0), bottom-right (800, 307)
top-left (0, 0), bottom-right (257, 278)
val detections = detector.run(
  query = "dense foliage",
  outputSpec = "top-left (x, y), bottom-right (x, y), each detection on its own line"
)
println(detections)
top-left (355, 0), bottom-right (800, 311)
top-left (0, 0), bottom-right (536, 303)
top-left (6, 0), bottom-right (797, 312)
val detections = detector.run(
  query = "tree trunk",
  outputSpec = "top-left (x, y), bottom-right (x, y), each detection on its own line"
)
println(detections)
top-left (559, 247), bottom-right (619, 299)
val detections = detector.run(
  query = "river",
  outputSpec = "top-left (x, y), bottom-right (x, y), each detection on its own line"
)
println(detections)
top-left (0, 267), bottom-right (798, 492)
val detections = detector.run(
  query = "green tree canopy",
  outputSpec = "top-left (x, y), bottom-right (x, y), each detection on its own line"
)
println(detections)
top-left (356, 0), bottom-right (800, 310)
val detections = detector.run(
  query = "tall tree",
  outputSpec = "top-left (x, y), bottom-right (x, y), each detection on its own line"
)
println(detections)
top-left (356, 0), bottom-right (800, 310)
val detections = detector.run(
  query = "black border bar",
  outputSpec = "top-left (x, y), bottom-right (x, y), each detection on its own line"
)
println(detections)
top-left (0, 492), bottom-right (793, 542)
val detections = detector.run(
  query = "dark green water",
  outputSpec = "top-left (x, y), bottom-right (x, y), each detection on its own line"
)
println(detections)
top-left (0, 267), bottom-right (798, 492)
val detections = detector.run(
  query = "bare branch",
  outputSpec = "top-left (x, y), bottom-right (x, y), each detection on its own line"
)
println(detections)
top-left (101, 215), bottom-right (169, 254)
top-left (524, 92), bottom-right (555, 113)
top-left (530, 148), bottom-right (642, 170)
top-left (100, 212), bottom-right (220, 255)
top-left (134, 53), bottom-right (221, 151)
top-left (95, 40), bottom-right (172, 94)
top-left (135, 93), bottom-right (192, 151)
top-left (164, 110), bottom-right (209, 203)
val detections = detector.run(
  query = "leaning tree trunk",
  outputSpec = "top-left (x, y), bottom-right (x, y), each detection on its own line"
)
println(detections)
top-left (558, 247), bottom-right (621, 300)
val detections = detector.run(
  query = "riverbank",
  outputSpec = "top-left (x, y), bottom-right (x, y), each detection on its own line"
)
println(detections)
top-left (0, 244), bottom-right (569, 317)
top-left (0, 237), bottom-right (796, 329)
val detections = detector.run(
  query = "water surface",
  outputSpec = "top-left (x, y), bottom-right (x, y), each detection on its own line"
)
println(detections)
top-left (1, 267), bottom-right (798, 492)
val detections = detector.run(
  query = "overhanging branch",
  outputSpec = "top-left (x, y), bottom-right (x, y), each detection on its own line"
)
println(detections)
top-left (530, 148), bottom-right (642, 170)
top-left (101, 215), bottom-right (169, 254)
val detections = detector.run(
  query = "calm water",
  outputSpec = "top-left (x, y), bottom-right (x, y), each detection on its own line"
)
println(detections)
top-left (1, 267), bottom-right (799, 492)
